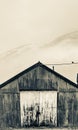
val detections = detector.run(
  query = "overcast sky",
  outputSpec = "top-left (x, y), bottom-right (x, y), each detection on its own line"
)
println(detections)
top-left (0, 0), bottom-right (78, 83)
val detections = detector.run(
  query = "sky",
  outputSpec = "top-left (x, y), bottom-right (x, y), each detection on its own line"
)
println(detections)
top-left (0, 0), bottom-right (78, 83)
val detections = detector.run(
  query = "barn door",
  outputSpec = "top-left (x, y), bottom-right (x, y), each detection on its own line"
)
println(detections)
top-left (20, 91), bottom-right (57, 127)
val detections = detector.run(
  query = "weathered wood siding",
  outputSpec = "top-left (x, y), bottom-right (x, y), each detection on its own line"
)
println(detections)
top-left (18, 66), bottom-right (58, 91)
top-left (17, 65), bottom-right (78, 127)
top-left (0, 64), bottom-right (78, 127)
top-left (20, 91), bottom-right (57, 127)
top-left (0, 80), bottom-right (21, 127)
top-left (57, 92), bottom-right (78, 127)
top-left (17, 66), bottom-right (78, 92)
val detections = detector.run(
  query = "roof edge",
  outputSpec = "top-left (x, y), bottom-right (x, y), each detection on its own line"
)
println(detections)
top-left (0, 61), bottom-right (77, 89)
top-left (0, 62), bottom-right (40, 88)
top-left (40, 63), bottom-right (77, 88)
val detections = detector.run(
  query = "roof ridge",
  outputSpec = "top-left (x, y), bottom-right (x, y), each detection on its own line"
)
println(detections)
top-left (0, 61), bottom-right (77, 88)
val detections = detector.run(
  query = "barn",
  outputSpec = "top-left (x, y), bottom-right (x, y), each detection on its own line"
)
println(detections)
top-left (0, 61), bottom-right (78, 128)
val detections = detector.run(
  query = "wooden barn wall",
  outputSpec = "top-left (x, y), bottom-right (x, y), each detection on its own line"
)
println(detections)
top-left (57, 78), bottom-right (78, 127)
top-left (17, 66), bottom-right (77, 92)
top-left (18, 66), bottom-right (58, 91)
top-left (57, 91), bottom-right (78, 127)
top-left (17, 66), bottom-right (78, 127)
top-left (0, 65), bottom-right (78, 127)
top-left (0, 80), bottom-right (21, 127)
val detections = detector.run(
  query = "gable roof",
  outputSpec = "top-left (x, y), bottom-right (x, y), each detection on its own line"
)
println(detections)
top-left (0, 61), bottom-right (77, 88)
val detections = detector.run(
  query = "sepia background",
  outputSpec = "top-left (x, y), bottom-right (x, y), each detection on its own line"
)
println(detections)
top-left (0, 0), bottom-right (78, 84)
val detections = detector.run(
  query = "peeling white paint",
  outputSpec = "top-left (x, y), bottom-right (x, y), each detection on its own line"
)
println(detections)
top-left (20, 91), bottom-right (57, 127)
